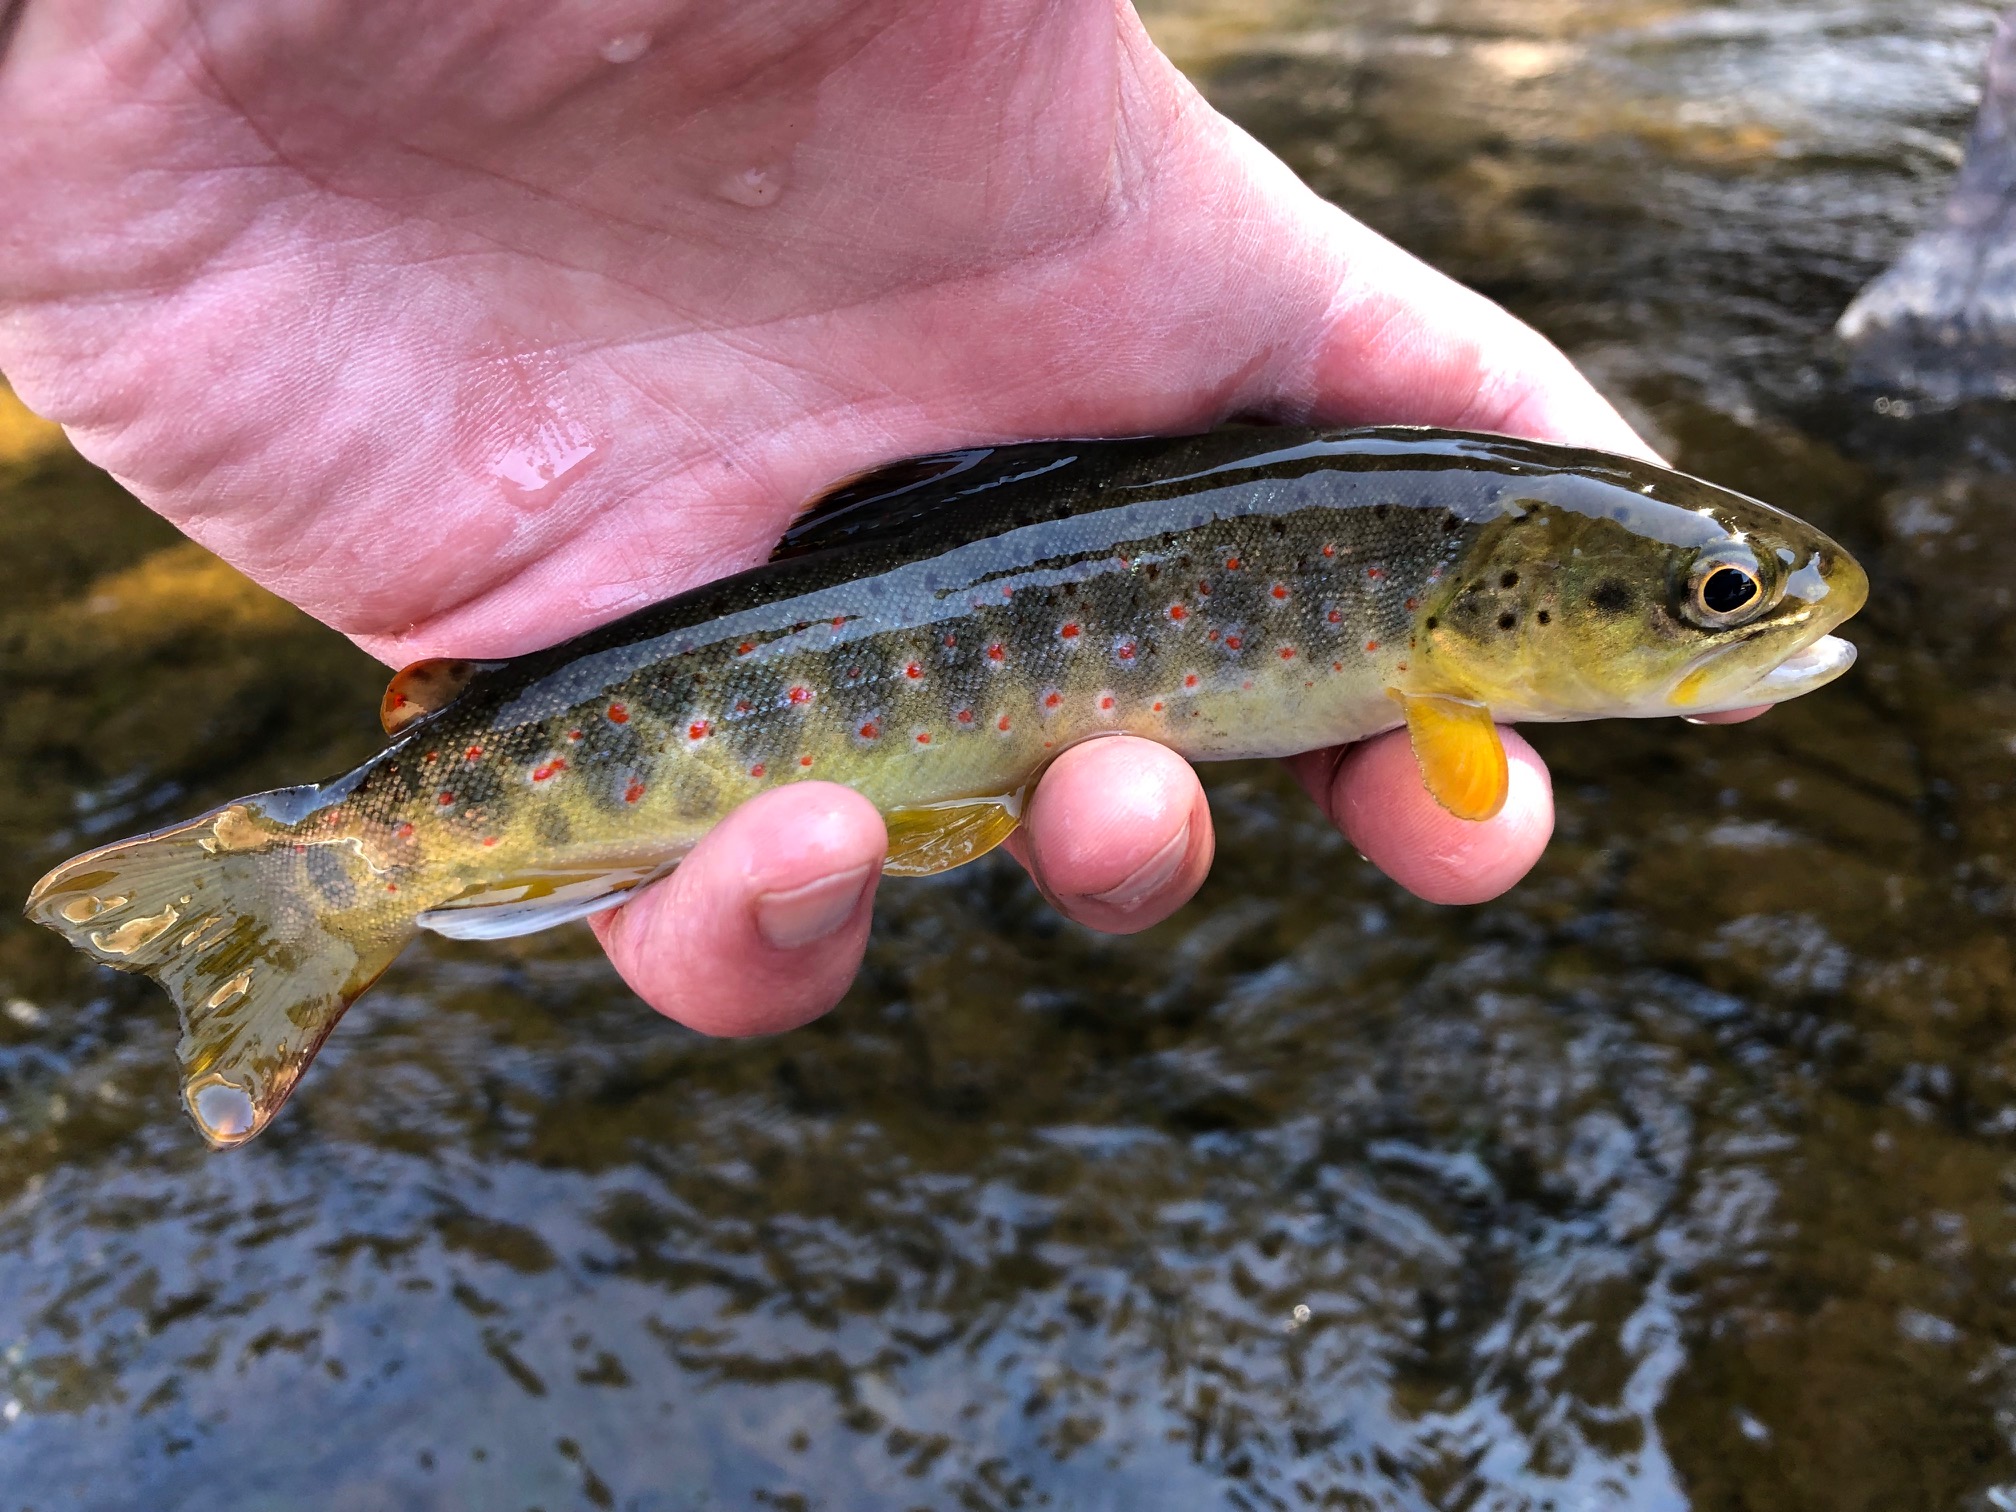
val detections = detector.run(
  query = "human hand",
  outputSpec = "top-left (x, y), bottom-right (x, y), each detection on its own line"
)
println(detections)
top-left (0, 0), bottom-right (1687, 1036)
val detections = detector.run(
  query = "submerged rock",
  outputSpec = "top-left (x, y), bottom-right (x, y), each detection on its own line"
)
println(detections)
top-left (1838, 9), bottom-right (2016, 403)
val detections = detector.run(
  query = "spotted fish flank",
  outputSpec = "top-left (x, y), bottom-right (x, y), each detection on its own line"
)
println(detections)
top-left (24, 426), bottom-right (1867, 1150)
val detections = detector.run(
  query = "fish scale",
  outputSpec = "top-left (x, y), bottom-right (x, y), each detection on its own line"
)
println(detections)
top-left (23, 425), bottom-right (1867, 1147)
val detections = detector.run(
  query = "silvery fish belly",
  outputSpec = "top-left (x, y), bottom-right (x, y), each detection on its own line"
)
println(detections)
top-left (24, 427), bottom-right (1868, 1148)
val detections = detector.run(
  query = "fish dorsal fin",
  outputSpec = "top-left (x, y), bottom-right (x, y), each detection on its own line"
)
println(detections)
top-left (770, 443), bottom-right (1092, 562)
top-left (1394, 691), bottom-right (1509, 822)
top-left (381, 657), bottom-right (501, 736)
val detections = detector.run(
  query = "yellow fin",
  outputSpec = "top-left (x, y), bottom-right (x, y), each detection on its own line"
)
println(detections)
top-left (883, 795), bottom-right (1023, 877)
top-left (1396, 692), bottom-right (1508, 822)
top-left (381, 657), bottom-right (501, 737)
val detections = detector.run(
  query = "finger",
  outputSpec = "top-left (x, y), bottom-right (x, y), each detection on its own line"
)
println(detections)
top-left (1288, 726), bottom-right (1553, 904)
top-left (1687, 705), bottom-right (1770, 726)
top-left (1005, 736), bottom-right (1213, 935)
top-left (589, 781), bottom-right (885, 1037)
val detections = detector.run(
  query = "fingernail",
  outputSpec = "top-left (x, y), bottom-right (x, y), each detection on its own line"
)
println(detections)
top-left (754, 864), bottom-right (876, 950)
top-left (1087, 820), bottom-right (1192, 912)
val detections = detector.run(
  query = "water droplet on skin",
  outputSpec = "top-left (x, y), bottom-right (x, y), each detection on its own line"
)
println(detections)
top-left (191, 1081), bottom-right (258, 1143)
top-left (600, 30), bottom-right (650, 63)
top-left (716, 164), bottom-right (787, 209)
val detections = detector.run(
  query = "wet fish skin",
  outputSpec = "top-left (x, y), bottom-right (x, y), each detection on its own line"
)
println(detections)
top-left (23, 426), bottom-right (1867, 1148)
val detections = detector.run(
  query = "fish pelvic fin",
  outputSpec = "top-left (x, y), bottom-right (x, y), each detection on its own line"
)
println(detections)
top-left (24, 792), bottom-right (418, 1149)
top-left (1393, 691), bottom-right (1509, 822)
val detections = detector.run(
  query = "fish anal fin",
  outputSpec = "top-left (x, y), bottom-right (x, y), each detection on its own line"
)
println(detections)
top-left (381, 658), bottom-right (501, 736)
top-left (883, 795), bottom-right (1023, 878)
top-left (415, 862), bottom-right (673, 940)
top-left (1395, 691), bottom-right (1509, 822)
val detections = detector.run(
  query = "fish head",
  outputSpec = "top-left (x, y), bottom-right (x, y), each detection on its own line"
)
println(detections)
top-left (1411, 460), bottom-right (1867, 721)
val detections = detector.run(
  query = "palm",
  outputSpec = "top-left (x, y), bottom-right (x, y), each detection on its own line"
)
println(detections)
top-left (2, 0), bottom-right (1651, 1039)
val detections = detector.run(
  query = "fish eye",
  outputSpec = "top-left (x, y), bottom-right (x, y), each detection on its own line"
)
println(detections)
top-left (1683, 548), bottom-right (1774, 629)
top-left (1701, 566), bottom-right (1759, 614)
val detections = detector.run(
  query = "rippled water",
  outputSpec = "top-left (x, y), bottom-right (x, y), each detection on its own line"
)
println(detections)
top-left (6, 3), bottom-right (2016, 1507)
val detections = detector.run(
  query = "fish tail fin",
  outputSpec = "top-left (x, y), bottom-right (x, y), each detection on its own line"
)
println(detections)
top-left (24, 790), bottom-right (417, 1149)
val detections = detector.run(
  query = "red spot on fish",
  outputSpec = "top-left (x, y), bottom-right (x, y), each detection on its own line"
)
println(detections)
top-left (749, 763), bottom-right (767, 779)
top-left (997, 715), bottom-right (1012, 732)
top-left (688, 720), bottom-right (711, 741)
top-left (1322, 543), bottom-right (1336, 558)
top-left (1243, 679), bottom-right (1254, 689)
top-left (437, 791), bottom-right (455, 805)
top-left (1327, 609), bottom-right (1343, 624)
top-left (387, 883), bottom-right (398, 893)
top-left (1169, 604), bottom-right (1188, 621)
top-left (1116, 639), bottom-right (1137, 661)
top-left (943, 633), bottom-right (957, 648)
top-left (1404, 597), bottom-right (1419, 611)
top-left (905, 662), bottom-right (923, 679)
top-left (1002, 586), bottom-right (1014, 598)
top-left (395, 823), bottom-right (415, 841)
top-left (1099, 695), bottom-right (1115, 711)
top-left (1225, 557), bottom-right (1241, 571)
top-left (625, 778), bottom-right (646, 803)
top-left (1225, 635), bottom-right (1243, 650)
top-left (915, 732), bottom-right (931, 745)
top-left (482, 836), bottom-right (498, 847)
top-left (423, 751), bottom-right (438, 764)
top-left (1184, 673), bottom-right (1200, 688)
top-left (1152, 701), bottom-right (1165, 712)
top-left (1279, 648), bottom-right (1296, 660)
top-left (1198, 581), bottom-right (1212, 596)
top-left (859, 721), bottom-right (880, 740)
top-left (1365, 640), bottom-right (1379, 652)
top-left (1044, 691), bottom-right (1063, 708)
top-left (1271, 583), bottom-right (1288, 600)
top-left (1333, 661), bottom-right (1344, 671)
top-left (608, 703), bottom-right (629, 724)
top-left (1207, 629), bottom-right (1220, 642)
top-left (737, 642), bottom-right (755, 656)
top-left (987, 642), bottom-right (1005, 661)
top-left (832, 616), bottom-right (846, 629)
top-left (956, 708), bottom-right (974, 724)
top-left (1366, 567), bottom-right (1383, 580)
top-left (1059, 623), bottom-right (1080, 640)
top-left (531, 759), bottom-right (566, 783)
top-left (464, 745), bottom-right (483, 761)
top-left (388, 692), bottom-right (409, 709)
top-left (735, 700), bottom-right (751, 714)
top-left (787, 686), bottom-right (813, 705)
top-left (567, 729), bottom-right (583, 743)
top-left (799, 755), bottom-right (813, 767)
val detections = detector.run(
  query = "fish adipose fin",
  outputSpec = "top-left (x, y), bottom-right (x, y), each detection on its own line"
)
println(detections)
top-left (380, 657), bottom-right (503, 736)
top-left (24, 796), bottom-right (416, 1149)
top-left (883, 796), bottom-right (1025, 877)
top-left (1396, 692), bottom-right (1509, 822)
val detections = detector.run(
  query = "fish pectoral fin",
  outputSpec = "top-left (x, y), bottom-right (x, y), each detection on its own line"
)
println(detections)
top-left (882, 795), bottom-right (1025, 878)
top-left (380, 657), bottom-right (504, 737)
top-left (1395, 691), bottom-right (1509, 822)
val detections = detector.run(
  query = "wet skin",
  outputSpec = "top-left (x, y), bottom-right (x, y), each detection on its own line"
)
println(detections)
top-left (0, 0), bottom-right (1752, 1037)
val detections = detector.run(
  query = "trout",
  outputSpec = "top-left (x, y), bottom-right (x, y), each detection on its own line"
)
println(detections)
top-left (26, 427), bottom-right (1866, 1147)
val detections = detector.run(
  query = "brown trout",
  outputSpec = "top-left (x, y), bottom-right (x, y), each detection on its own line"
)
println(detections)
top-left (26, 427), bottom-right (1866, 1148)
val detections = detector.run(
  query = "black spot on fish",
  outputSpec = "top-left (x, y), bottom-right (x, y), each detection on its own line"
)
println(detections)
top-left (1063, 582), bottom-right (1077, 597)
top-left (1500, 571), bottom-right (1519, 589)
top-left (1443, 515), bottom-right (1462, 533)
top-left (1536, 609), bottom-right (1551, 626)
top-left (1373, 504), bottom-right (1389, 519)
top-left (1146, 564), bottom-right (1159, 580)
top-left (1497, 611), bottom-right (1517, 631)
top-left (1425, 617), bottom-right (1439, 631)
top-left (1591, 580), bottom-right (1635, 614)
top-left (1269, 520), bottom-right (1286, 535)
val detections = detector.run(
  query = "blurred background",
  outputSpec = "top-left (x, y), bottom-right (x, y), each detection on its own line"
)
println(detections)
top-left (5, 1), bottom-right (2016, 1507)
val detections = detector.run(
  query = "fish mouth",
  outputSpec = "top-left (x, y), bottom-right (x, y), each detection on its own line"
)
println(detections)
top-left (1671, 633), bottom-right (1858, 713)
